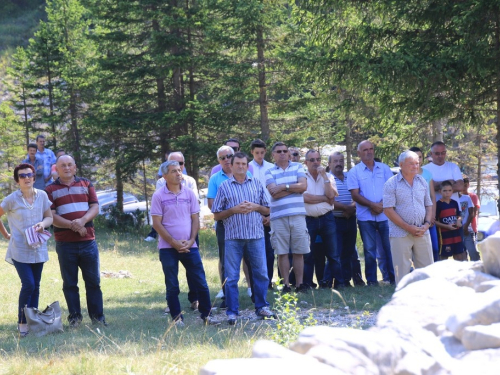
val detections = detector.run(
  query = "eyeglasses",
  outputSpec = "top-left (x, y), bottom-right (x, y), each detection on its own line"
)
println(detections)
top-left (307, 158), bottom-right (321, 162)
top-left (19, 173), bottom-right (35, 179)
top-left (274, 149), bottom-right (288, 154)
top-left (231, 146), bottom-right (240, 152)
top-left (178, 162), bottom-right (184, 166)
top-left (219, 154), bottom-right (234, 161)
top-left (292, 152), bottom-right (299, 157)
top-left (433, 151), bottom-right (447, 156)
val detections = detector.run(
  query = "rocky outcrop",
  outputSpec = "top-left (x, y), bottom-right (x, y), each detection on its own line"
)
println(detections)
top-left (200, 232), bottom-right (500, 375)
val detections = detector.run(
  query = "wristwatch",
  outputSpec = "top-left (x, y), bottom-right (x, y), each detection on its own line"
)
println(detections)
top-left (424, 220), bottom-right (431, 226)
top-left (285, 184), bottom-right (290, 191)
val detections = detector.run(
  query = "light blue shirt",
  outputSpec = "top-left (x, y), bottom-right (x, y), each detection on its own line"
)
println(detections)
top-left (207, 169), bottom-right (252, 199)
top-left (347, 161), bottom-right (393, 222)
top-left (35, 148), bottom-right (56, 186)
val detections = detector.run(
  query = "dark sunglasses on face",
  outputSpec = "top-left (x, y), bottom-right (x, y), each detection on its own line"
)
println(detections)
top-left (19, 173), bottom-right (35, 179)
top-left (231, 146), bottom-right (240, 152)
top-left (178, 162), bottom-right (184, 166)
top-left (292, 152), bottom-right (299, 157)
top-left (219, 154), bottom-right (234, 161)
top-left (274, 149), bottom-right (288, 154)
top-left (307, 158), bottom-right (321, 162)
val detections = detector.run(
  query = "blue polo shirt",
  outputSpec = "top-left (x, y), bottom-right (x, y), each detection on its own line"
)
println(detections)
top-left (346, 161), bottom-right (393, 222)
top-left (207, 169), bottom-right (252, 199)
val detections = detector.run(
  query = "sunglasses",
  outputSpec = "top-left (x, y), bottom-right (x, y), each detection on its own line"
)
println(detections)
top-left (307, 158), bottom-right (321, 162)
top-left (178, 162), bottom-right (184, 166)
top-left (292, 152), bottom-right (299, 157)
top-left (219, 154), bottom-right (234, 161)
top-left (274, 149), bottom-right (288, 154)
top-left (231, 146), bottom-right (240, 152)
top-left (19, 173), bottom-right (35, 179)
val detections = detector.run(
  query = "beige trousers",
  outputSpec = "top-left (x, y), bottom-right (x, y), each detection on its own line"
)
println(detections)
top-left (390, 232), bottom-right (434, 285)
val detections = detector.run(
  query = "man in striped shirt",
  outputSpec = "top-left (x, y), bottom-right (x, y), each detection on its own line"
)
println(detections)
top-left (265, 142), bottom-right (309, 293)
top-left (45, 155), bottom-right (106, 327)
top-left (212, 152), bottom-right (275, 325)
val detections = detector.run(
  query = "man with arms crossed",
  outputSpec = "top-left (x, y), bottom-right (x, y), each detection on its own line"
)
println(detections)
top-left (383, 151), bottom-right (434, 285)
top-left (265, 142), bottom-right (309, 293)
top-left (212, 152), bottom-right (276, 325)
top-left (46, 155), bottom-right (106, 327)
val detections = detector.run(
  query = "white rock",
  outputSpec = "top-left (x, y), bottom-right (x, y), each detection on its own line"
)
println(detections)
top-left (461, 323), bottom-right (500, 350)
top-left (252, 340), bottom-right (304, 359)
top-left (397, 261), bottom-right (478, 291)
top-left (449, 269), bottom-right (499, 289)
top-left (478, 232), bottom-right (500, 278)
top-left (199, 358), bottom-right (340, 375)
top-left (475, 280), bottom-right (500, 293)
top-left (446, 286), bottom-right (500, 340)
top-left (439, 332), bottom-right (467, 358)
top-left (377, 278), bottom-right (475, 333)
top-left (454, 348), bottom-right (500, 375)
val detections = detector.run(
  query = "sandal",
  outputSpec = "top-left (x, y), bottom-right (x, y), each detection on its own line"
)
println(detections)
top-left (17, 324), bottom-right (29, 338)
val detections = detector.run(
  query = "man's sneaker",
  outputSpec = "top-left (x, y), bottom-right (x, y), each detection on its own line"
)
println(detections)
top-left (92, 318), bottom-right (108, 327)
top-left (173, 319), bottom-right (185, 327)
top-left (256, 306), bottom-right (277, 320)
top-left (353, 275), bottom-right (366, 286)
top-left (227, 314), bottom-right (237, 326)
top-left (69, 318), bottom-right (82, 328)
top-left (203, 315), bottom-right (221, 326)
top-left (164, 306), bottom-right (170, 315)
top-left (144, 236), bottom-right (156, 242)
top-left (247, 288), bottom-right (252, 297)
top-left (295, 284), bottom-right (310, 293)
top-left (215, 289), bottom-right (224, 299)
top-left (281, 285), bottom-right (292, 294)
top-left (219, 299), bottom-right (227, 309)
top-left (190, 301), bottom-right (199, 311)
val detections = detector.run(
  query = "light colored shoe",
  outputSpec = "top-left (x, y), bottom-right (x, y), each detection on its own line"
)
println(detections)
top-left (144, 236), bottom-right (156, 242)
top-left (227, 314), bottom-right (237, 326)
top-left (215, 289), bottom-right (224, 299)
top-left (164, 306), bottom-right (170, 315)
top-left (173, 319), bottom-right (185, 327)
top-left (190, 301), bottom-right (199, 311)
top-left (203, 315), bottom-right (221, 326)
top-left (247, 288), bottom-right (252, 297)
top-left (256, 306), bottom-right (277, 320)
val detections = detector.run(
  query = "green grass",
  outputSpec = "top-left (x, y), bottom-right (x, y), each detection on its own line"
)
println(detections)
top-left (0, 227), bottom-right (394, 374)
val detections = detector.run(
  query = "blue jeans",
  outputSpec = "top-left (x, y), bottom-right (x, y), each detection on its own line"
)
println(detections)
top-left (357, 220), bottom-right (395, 284)
top-left (159, 247), bottom-right (211, 321)
top-left (464, 232), bottom-right (480, 261)
top-left (12, 260), bottom-right (44, 324)
top-left (429, 225), bottom-right (439, 261)
top-left (56, 240), bottom-right (104, 322)
top-left (305, 212), bottom-right (344, 286)
top-left (225, 238), bottom-right (269, 316)
top-left (333, 216), bottom-right (362, 284)
top-left (264, 225), bottom-right (275, 286)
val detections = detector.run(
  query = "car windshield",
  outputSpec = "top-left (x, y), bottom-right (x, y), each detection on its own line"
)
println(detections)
top-left (480, 197), bottom-right (499, 217)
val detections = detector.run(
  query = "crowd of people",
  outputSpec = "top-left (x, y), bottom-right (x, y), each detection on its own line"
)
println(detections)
top-left (0, 135), bottom-right (481, 332)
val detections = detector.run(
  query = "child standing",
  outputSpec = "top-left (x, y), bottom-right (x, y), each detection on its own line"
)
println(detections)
top-left (435, 180), bottom-right (466, 261)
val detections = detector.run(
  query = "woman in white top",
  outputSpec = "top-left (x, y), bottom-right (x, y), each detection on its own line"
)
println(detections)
top-left (0, 163), bottom-right (53, 337)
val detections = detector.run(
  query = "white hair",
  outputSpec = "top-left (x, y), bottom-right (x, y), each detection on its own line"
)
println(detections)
top-left (168, 151), bottom-right (184, 160)
top-left (217, 145), bottom-right (233, 158)
top-left (398, 150), bottom-right (419, 165)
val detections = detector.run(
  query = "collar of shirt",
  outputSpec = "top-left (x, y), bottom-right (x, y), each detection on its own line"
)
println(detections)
top-left (163, 183), bottom-right (185, 195)
top-left (229, 175), bottom-right (252, 184)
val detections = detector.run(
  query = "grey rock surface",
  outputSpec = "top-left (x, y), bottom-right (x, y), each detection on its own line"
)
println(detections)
top-left (479, 232), bottom-right (500, 278)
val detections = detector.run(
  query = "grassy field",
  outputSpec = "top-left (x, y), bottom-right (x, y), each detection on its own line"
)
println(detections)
top-left (0, 226), bottom-right (395, 374)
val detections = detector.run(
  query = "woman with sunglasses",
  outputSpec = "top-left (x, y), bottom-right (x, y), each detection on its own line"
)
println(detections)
top-left (0, 163), bottom-right (53, 337)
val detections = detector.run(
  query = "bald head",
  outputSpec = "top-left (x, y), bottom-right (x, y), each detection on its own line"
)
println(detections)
top-left (357, 140), bottom-right (375, 164)
top-left (55, 154), bottom-right (77, 182)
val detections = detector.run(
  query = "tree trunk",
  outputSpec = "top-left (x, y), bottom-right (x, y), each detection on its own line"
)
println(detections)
top-left (345, 119), bottom-right (353, 171)
top-left (256, 26), bottom-right (270, 142)
top-left (45, 42), bottom-right (57, 149)
top-left (116, 162), bottom-right (123, 212)
top-left (69, 88), bottom-right (81, 169)
top-left (432, 119), bottom-right (444, 143)
top-left (22, 87), bottom-right (29, 146)
top-left (495, 11), bottom-right (500, 214)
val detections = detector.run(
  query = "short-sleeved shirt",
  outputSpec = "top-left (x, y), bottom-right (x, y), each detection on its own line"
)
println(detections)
top-left (436, 199), bottom-right (462, 253)
top-left (383, 172), bottom-right (432, 237)
top-left (420, 168), bottom-right (433, 185)
top-left (211, 176), bottom-right (269, 240)
top-left (210, 163), bottom-right (254, 177)
top-left (36, 148), bottom-right (56, 185)
top-left (304, 170), bottom-right (336, 217)
top-left (207, 169), bottom-right (252, 200)
top-left (468, 192), bottom-right (480, 232)
top-left (23, 156), bottom-right (46, 190)
top-left (265, 161), bottom-right (307, 220)
top-left (422, 161), bottom-right (462, 203)
top-left (459, 194), bottom-right (473, 232)
top-left (347, 161), bottom-right (393, 222)
top-left (151, 184), bottom-right (200, 249)
top-left (156, 174), bottom-right (199, 199)
top-left (333, 172), bottom-right (353, 217)
top-left (249, 159), bottom-right (274, 201)
top-left (45, 177), bottom-right (98, 242)
top-left (1, 189), bottom-right (52, 264)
